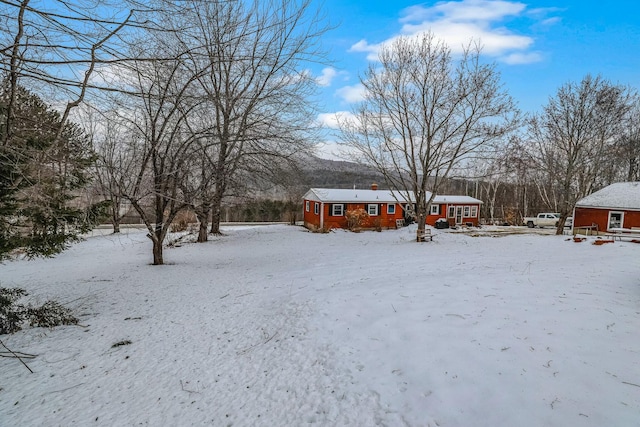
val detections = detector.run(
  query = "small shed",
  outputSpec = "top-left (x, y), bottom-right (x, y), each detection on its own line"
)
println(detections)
top-left (573, 182), bottom-right (640, 233)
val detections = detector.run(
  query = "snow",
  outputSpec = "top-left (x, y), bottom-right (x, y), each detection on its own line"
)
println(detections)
top-left (305, 188), bottom-right (408, 203)
top-left (305, 188), bottom-right (482, 205)
top-left (432, 194), bottom-right (482, 204)
top-left (1, 224), bottom-right (639, 426)
top-left (575, 181), bottom-right (640, 210)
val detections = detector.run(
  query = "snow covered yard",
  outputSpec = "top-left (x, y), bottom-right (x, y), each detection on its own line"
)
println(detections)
top-left (1, 224), bottom-right (639, 426)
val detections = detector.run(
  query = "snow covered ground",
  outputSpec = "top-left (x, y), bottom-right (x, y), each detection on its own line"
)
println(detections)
top-left (1, 224), bottom-right (639, 426)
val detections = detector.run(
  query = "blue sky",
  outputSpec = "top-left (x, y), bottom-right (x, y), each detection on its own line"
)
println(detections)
top-left (312, 0), bottom-right (640, 158)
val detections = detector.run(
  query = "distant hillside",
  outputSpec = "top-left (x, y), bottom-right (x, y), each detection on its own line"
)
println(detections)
top-left (297, 155), bottom-right (386, 190)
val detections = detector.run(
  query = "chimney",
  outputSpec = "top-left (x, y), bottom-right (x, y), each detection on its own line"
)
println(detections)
top-left (371, 183), bottom-right (378, 191)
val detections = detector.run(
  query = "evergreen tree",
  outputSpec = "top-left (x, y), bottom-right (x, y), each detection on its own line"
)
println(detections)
top-left (0, 82), bottom-right (102, 259)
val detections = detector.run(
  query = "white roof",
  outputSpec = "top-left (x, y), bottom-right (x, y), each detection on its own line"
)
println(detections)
top-left (575, 182), bottom-right (640, 210)
top-left (304, 188), bottom-right (482, 205)
top-left (304, 188), bottom-right (411, 203)
top-left (432, 195), bottom-right (483, 204)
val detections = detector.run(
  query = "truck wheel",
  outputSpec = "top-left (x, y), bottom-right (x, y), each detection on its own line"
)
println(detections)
top-left (527, 221), bottom-right (534, 228)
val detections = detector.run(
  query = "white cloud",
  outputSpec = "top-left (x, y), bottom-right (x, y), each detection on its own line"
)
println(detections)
top-left (500, 51), bottom-right (543, 64)
top-left (335, 84), bottom-right (366, 103)
top-left (540, 17), bottom-right (561, 26)
top-left (400, 0), bottom-right (525, 23)
top-left (316, 111), bottom-right (357, 129)
top-left (350, 39), bottom-right (371, 53)
top-left (402, 21), bottom-right (532, 55)
top-left (350, 0), bottom-right (549, 64)
top-left (89, 63), bottom-right (130, 87)
top-left (314, 112), bottom-right (363, 160)
top-left (349, 40), bottom-right (379, 60)
top-left (316, 67), bottom-right (338, 87)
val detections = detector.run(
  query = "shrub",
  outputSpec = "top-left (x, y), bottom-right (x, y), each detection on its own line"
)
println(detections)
top-left (27, 301), bottom-right (78, 328)
top-left (312, 225), bottom-right (332, 233)
top-left (345, 208), bottom-right (369, 231)
top-left (0, 288), bottom-right (28, 334)
top-left (0, 287), bottom-right (78, 334)
top-left (170, 210), bottom-right (196, 233)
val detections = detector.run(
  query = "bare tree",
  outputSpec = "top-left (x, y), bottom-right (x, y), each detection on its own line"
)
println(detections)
top-left (82, 107), bottom-right (141, 233)
top-left (338, 33), bottom-right (518, 239)
top-left (177, 0), bottom-right (326, 240)
top-left (468, 156), bottom-right (507, 224)
top-left (500, 137), bottom-right (540, 222)
top-left (525, 75), bottom-right (633, 234)
top-left (617, 95), bottom-right (640, 181)
top-left (1, 0), bottom-right (138, 144)
top-left (116, 45), bottom-right (200, 265)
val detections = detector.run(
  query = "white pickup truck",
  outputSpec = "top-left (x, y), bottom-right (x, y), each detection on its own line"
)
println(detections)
top-left (523, 213), bottom-right (560, 228)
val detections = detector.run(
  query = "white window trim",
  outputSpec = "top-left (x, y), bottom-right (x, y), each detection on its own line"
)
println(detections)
top-left (430, 204), bottom-right (439, 215)
top-left (463, 206), bottom-right (470, 217)
top-left (448, 206), bottom-right (455, 218)
top-left (387, 204), bottom-right (396, 215)
top-left (331, 204), bottom-right (344, 216)
top-left (305, 201), bottom-right (310, 212)
top-left (367, 204), bottom-right (379, 216)
top-left (470, 205), bottom-right (478, 218)
top-left (607, 211), bottom-right (624, 230)
top-left (314, 202), bottom-right (319, 215)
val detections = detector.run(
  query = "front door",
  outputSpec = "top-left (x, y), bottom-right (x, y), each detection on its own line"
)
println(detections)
top-left (455, 206), bottom-right (463, 224)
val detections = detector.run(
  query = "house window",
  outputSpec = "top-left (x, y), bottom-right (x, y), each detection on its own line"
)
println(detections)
top-left (470, 205), bottom-right (478, 217)
top-left (331, 204), bottom-right (344, 216)
top-left (463, 206), bottom-right (470, 217)
top-left (430, 204), bottom-right (439, 215)
top-left (305, 201), bottom-right (310, 212)
top-left (608, 211), bottom-right (623, 229)
top-left (387, 204), bottom-right (396, 215)
top-left (367, 204), bottom-right (379, 216)
top-left (448, 206), bottom-right (455, 218)
top-left (314, 203), bottom-right (319, 215)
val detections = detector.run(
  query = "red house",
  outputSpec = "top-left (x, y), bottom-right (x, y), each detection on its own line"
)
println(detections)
top-left (426, 194), bottom-right (483, 227)
top-left (573, 182), bottom-right (640, 233)
top-left (303, 185), bottom-right (483, 231)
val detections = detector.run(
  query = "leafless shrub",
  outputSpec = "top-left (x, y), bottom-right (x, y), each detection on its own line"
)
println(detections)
top-left (346, 208), bottom-right (369, 231)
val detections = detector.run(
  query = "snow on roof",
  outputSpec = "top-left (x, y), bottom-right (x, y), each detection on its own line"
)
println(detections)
top-left (304, 188), bottom-right (482, 204)
top-left (305, 188), bottom-right (412, 203)
top-left (432, 195), bottom-right (483, 204)
top-left (575, 182), bottom-right (640, 210)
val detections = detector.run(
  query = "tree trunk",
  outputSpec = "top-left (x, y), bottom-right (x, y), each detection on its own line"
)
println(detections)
top-left (210, 205), bottom-right (222, 235)
top-left (196, 208), bottom-right (210, 243)
top-left (629, 155), bottom-right (638, 181)
top-left (110, 200), bottom-right (121, 233)
top-left (555, 211), bottom-right (569, 235)
top-left (152, 238), bottom-right (163, 265)
top-left (209, 185), bottom-right (225, 235)
top-left (416, 211), bottom-right (427, 241)
top-left (288, 209), bottom-right (297, 225)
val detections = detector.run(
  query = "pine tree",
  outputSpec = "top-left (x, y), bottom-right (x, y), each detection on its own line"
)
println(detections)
top-left (0, 82), bottom-right (102, 259)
